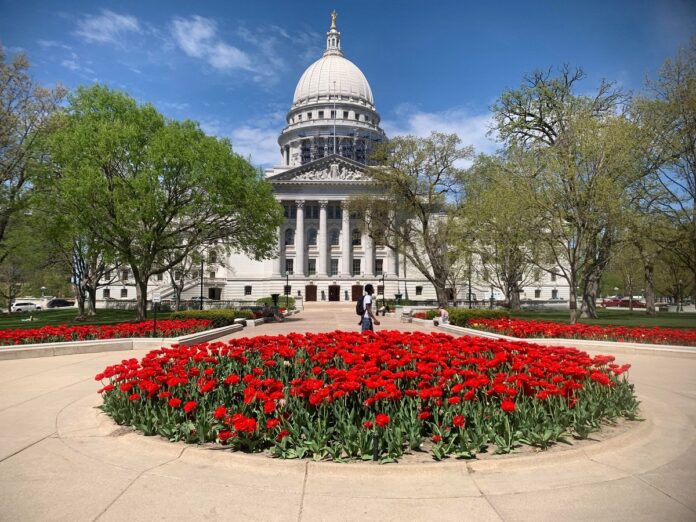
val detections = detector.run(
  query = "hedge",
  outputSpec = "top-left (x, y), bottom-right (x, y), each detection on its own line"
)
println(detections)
top-left (169, 309), bottom-right (253, 327)
top-left (256, 296), bottom-right (295, 309)
top-left (446, 308), bottom-right (510, 327)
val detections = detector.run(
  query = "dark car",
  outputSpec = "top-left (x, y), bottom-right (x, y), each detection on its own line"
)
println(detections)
top-left (619, 298), bottom-right (646, 308)
top-left (47, 298), bottom-right (75, 308)
top-left (601, 298), bottom-right (623, 307)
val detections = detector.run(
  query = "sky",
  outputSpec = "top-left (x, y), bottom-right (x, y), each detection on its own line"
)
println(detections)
top-left (1, 0), bottom-right (695, 167)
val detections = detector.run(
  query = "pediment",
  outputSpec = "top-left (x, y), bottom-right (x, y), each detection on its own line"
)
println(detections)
top-left (268, 155), bottom-right (372, 183)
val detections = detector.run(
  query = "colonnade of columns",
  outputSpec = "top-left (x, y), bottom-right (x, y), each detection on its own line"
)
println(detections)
top-left (273, 199), bottom-right (397, 279)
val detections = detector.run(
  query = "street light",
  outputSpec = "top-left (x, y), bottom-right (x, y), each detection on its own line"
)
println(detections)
top-left (489, 284), bottom-right (494, 309)
top-left (380, 272), bottom-right (387, 312)
top-left (40, 286), bottom-right (46, 297)
top-left (678, 279), bottom-right (683, 312)
top-left (285, 270), bottom-right (292, 309)
top-left (199, 253), bottom-right (204, 311)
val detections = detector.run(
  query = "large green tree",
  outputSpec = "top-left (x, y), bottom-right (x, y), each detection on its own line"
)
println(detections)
top-left (492, 67), bottom-right (643, 322)
top-left (47, 85), bottom-right (283, 320)
top-left (0, 49), bottom-right (65, 261)
top-left (351, 132), bottom-right (473, 306)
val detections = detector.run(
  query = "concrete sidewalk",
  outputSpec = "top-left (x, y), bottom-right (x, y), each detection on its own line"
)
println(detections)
top-left (0, 303), bottom-right (694, 521)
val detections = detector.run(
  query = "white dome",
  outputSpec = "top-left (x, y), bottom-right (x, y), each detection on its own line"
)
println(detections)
top-left (292, 54), bottom-right (374, 108)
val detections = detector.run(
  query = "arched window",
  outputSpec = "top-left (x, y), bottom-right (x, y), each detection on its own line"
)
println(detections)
top-left (307, 228), bottom-right (317, 246)
top-left (330, 229), bottom-right (340, 246)
top-left (351, 228), bottom-right (361, 246)
top-left (284, 228), bottom-right (295, 246)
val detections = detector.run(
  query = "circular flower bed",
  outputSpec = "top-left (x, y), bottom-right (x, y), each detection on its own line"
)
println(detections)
top-left (96, 330), bottom-right (639, 462)
top-left (468, 318), bottom-right (696, 346)
top-left (0, 319), bottom-right (212, 346)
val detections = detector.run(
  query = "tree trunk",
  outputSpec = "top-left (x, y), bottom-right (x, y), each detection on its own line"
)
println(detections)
top-left (86, 287), bottom-right (97, 316)
top-left (174, 287), bottom-right (182, 311)
top-left (509, 285), bottom-right (521, 311)
top-left (580, 275), bottom-right (599, 319)
top-left (644, 262), bottom-right (656, 316)
top-left (434, 284), bottom-right (449, 307)
top-left (568, 274), bottom-right (578, 324)
top-left (135, 279), bottom-right (148, 321)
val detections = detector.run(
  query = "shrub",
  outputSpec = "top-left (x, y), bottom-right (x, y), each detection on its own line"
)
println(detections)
top-left (170, 309), bottom-right (253, 328)
top-left (447, 308), bottom-right (510, 328)
top-left (257, 296), bottom-right (295, 309)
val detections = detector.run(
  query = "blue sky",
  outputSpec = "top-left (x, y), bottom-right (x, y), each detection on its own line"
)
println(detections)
top-left (1, 0), bottom-right (694, 167)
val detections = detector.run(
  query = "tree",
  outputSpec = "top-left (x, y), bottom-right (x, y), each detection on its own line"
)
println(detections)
top-left (0, 49), bottom-right (66, 261)
top-left (637, 38), bottom-right (696, 300)
top-left (351, 132), bottom-right (473, 306)
top-left (492, 66), bottom-right (642, 322)
top-left (462, 151), bottom-right (539, 310)
top-left (47, 85), bottom-right (283, 320)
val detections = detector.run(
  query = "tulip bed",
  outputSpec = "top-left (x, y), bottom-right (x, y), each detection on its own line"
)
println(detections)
top-left (0, 319), bottom-right (212, 346)
top-left (468, 318), bottom-right (696, 347)
top-left (96, 330), bottom-right (639, 462)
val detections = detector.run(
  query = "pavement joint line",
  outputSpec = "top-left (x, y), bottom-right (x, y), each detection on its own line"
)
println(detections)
top-left (92, 445), bottom-right (188, 522)
top-left (0, 430), bottom-right (57, 464)
top-left (296, 461), bottom-right (309, 522)
top-left (464, 464), bottom-right (506, 521)
top-left (0, 374), bottom-right (95, 413)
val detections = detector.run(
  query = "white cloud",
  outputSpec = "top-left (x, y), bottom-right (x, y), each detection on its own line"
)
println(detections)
top-left (60, 59), bottom-right (80, 71)
top-left (382, 106), bottom-right (499, 158)
top-left (38, 39), bottom-right (71, 50)
top-left (75, 10), bottom-right (141, 45)
top-left (170, 16), bottom-right (251, 71)
top-left (60, 57), bottom-right (95, 75)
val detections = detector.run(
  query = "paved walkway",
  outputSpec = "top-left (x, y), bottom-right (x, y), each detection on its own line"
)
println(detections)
top-left (0, 304), bottom-right (694, 521)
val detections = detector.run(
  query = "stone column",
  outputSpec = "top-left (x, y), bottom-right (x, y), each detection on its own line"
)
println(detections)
top-left (318, 200), bottom-right (329, 276)
top-left (363, 210), bottom-right (374, 277)
top-left (273, 224), bottom-right (283, 276)
top-left (295, 200), bottom-right (305, 276)
top-left (340, 200), bottom-right (351, 277)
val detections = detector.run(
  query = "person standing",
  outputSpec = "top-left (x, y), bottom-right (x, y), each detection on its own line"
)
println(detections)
top-left (361, 284), bottom-right (381, 331)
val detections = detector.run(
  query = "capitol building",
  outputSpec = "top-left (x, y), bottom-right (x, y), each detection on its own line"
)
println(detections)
top-left (101, 13), bottom-right (568, 307)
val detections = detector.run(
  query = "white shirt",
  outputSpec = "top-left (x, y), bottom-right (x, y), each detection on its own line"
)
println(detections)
top-left (363, 294), bottom-right (372, 319)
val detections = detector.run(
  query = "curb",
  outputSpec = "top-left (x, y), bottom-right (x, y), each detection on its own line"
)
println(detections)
top-left (0, 323), bottom-right (244, 361)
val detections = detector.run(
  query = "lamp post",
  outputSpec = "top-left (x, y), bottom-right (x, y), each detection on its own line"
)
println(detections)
top-left (381, 272), bottom-right (386, 311)
top-left (678, 279), bottom-right (683, 312)
top-left (199, 254), bottom-right (204, 311)
top-left (40, 286), bottom-right (46, 298)
top-left (489, 284), bottom-right (494, 309)
top-left (285, 270), bottom-right (292, 309)
top-left (467, 265), bottom-right (472, 309)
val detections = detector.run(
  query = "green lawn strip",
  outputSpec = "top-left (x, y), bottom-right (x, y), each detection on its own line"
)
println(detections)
top-left (0, 309), bottom-right (174, 330)
top-left (510, 309), bottom-right (696, 329)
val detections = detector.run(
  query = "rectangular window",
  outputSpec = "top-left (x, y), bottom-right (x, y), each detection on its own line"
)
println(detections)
top-left (209, 252), bottom-right (217, 264)
top-left (209, 271), bottom-right (216, 279)
top-left (175, 270), bottom-right (182, 281)
top-left (120, 288), bottom-right (128, 298)
top-left (284, 285), bottom-right (292, 296)
top-left (352, 259), bottom-right (361, 276)
top-left (306, 205), bottom-right (319, 219)
top-left (307, 112), bottom-right (312, 119)
top-left (103, 289), bottom-right (110, 299)
top-left (105, 270), bottom-right (112, 280)
top-left (330, 110), bottom-right (336, 119)
top-left (534, 269), bottom-right (540, 282)
top-left (534, 289), bottom-right (541, 298)
top-left (244, 285), bottom-right (252, 296)
top-left (355, 113), bottom-right (360, 120)
top-left (551, 289), bottom-right (559, 299)
top-left (318, 110), bottom-right (324, 118)
top-left (285, 259), bottom-right (294, 274)
top-left (377, 285), bottom-right (384, 296)
top-left (297, 114), bottom-right (302, 121)
top-left (416, 286), bottom-right (423, 296)
top-left (551, 272), bottom-right (557, 282)
top-left (156, 273), bottom-right (163, 281)
top-left (330, 259), bottom-right (338, 276)
top-left (343, 111), bottom-right (349, 119)
top-left (192, 270), bottom-right (199, 280)
top-left (121, 269), bottom-right (129, 281)
top-left (375, 259), bottom-right (384, 275)
top-left (308, 259), bottom-right (316, 275)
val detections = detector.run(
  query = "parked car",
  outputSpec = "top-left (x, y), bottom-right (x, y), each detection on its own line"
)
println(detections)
top-left (47, 298), bottom-right (75, 308)
top-left (619, 298), bottom-right (646, 308)
top-left (11, 302), bottom-right (41, 313)
top-left (601, 298), bottom-right (623, 307)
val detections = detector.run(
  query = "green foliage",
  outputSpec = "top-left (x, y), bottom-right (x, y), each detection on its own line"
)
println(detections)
top-left (256, 295), bottom-right (295, 309)
top-left (447, 308), bottom-right (510, 327)
top-left (169, 309), bottom-right (253, 327)
top-left (44, 84), bottom-right (283, 320)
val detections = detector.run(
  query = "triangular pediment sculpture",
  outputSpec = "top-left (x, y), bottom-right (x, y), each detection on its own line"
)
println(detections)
top-left (268, 155), bottom-right (372, 183)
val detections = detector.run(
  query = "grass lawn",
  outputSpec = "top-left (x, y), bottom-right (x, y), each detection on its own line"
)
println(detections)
top-left (0, 308), bottom-right (174, 330)
top-left (511, 309), bottom-right (696, 329)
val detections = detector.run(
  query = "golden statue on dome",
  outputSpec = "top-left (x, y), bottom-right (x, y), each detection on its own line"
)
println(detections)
top-left (331, 10), bottom-right (337, 29)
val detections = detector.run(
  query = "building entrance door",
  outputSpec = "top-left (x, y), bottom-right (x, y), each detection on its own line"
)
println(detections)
top-left (328, 285), bottom-right (340, 302)
top-left (305, 285), bottom-right (317, 302)
top-left (351, 284), bottom-right (363, 302)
